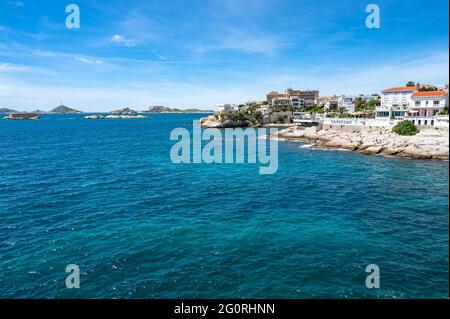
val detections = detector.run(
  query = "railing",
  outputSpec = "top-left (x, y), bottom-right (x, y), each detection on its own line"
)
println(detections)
top-left (322, 118), bottom-right (397, 127)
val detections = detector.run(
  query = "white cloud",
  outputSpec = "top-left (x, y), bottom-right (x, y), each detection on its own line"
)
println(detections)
top-left (197, 36), bottom-right (279, 54)
top-left (75, 57), bottom-right (104, 65)
top-left (110, 34), bottom-right (137, 47)
top-left (1, 51), bottom-right (448, 111)
top-left (7, 0), bottom-right (24, 8)
top-left (0, 62), bottom-right (31, 72)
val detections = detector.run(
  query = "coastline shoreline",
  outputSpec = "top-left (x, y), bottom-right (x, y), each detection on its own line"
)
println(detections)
top-left (275, 125), bottom-right (449, 160)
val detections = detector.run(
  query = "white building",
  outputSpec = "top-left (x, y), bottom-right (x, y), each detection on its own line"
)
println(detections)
top-left (217, 104), bottom-right (238, 113)
top-left (374, 85), bottom-right (449, 127)
top-left (406, 91), bottom-right (449, 126)
top-left (375, 86), bottom-right (417, 119)
top-left (267, 89), bottom-right (319, 108)
top-left (272, 97), bottom-right (291, 107)
top-left (337, 95), bottom-right (356, 113)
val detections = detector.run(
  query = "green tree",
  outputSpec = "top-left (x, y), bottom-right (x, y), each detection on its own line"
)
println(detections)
top-left (392, 120), bottom-right (419, 136)
top-left (353, 97), bottom-right (366, 112)
top-left (406, 81), bottom-right (416, 87)
top-left (419, 86), bottom-right (438, 92)
top-left (337, 106), bottom-right (348, 114)
top-left (438, 106), bottom-right (449, 115)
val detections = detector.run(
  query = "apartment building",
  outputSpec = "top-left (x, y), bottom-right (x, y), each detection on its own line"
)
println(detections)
top-left (375, 86), bottom-right (417, 119)
top-left (266, 88), bottom-right (319, 108)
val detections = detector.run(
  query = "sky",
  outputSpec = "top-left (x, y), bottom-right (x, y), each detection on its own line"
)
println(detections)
top-left (0, 0), bottom-right (448, 111)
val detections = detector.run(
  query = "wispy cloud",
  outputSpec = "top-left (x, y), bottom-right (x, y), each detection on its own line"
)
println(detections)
top-left (196, 34), bottom-right (281, 54)
top-left (110, 34), bottom-right (137, 47)
top-left (75, 57), bottom-right (104, 65)
top-left (0, 62), bottom-right (31, 72)
top-left (7, 0), bottom-right (24, 8)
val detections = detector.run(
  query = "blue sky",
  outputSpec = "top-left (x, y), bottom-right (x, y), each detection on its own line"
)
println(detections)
top-left (0, 0), bottom-right (448, 111)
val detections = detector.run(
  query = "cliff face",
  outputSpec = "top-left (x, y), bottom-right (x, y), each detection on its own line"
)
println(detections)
top-left (278, 125), bottom-right (449, 160)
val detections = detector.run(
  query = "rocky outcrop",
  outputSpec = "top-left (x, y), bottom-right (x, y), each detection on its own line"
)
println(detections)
top-left (148, 106), bottom-right (213, 113)
top-left (199, 115), bottom-right (261, 128)
top-left (277, 125), bottom-right (449, 160)
top-left (111, 107), bottom-right (137, 115)
top-left (3, 113), bottom-right (39, 120)
top-left (105, 115), bottom-right (148, 119)
top-left (84, 114), bottom-right (148, 119)
top-left (84, 114), bottom-right (105, 119)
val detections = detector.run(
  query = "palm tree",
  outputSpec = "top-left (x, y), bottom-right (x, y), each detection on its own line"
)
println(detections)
top-left (353, 97), bottom-right (365, 112)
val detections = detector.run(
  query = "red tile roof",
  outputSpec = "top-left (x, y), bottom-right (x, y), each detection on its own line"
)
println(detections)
top-left (412, 91), bottom-right (447, 97)
top-left (382, 86), bottom-right (417, 92)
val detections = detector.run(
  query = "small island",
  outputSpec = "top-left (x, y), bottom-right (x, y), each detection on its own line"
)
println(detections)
top-left (0, 108), bottom-right (18, 114)
top-left (84, 107), bottom-right (148, 120)
top-left (49, 105), bottom-right (83, 114)
top-left (2, 104), bottom-right (85, 120)
top-left (111, 107), bottom-right (138, 115)
top-left (148, 106), bottom-right (213, 113)
top-left (3, 113), bottom-right (39, 120)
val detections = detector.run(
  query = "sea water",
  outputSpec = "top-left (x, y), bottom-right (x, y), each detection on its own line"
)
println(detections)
top-left (0, 114), bottom-right (448, 298)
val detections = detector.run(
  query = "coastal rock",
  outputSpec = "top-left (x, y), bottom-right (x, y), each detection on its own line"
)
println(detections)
top-left (199, 115), bottom-right (256, 128)
top-left (278, 126), bottom-right (449, 160)
top-left (105, 115), bottom-right (148, 119)
top-left (361, 146), bottom-right (383, 155)
top-left (84, 114), bottom-right (105, 119)
top-left (3, 113), bottom-right (39, 120)
top-left (111, 107), bottom-right (138, 115)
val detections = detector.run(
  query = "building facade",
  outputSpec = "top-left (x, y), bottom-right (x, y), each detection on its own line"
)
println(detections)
top-left (337, 95), bottom-right (356, 113)
top-left (375, 85), bottom-right (449, 127)
top-left (217, 104), bottom-right (237, 113)
top-left (376, 86), bottom-right (417, 119)
top-left (406, 91), bottom-right (448, 126)
top-left (266, 88), bottom-right (319, 108)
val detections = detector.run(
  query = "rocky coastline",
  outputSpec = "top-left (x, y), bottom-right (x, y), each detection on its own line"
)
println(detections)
top-left (276, 125), bottom-right (449, 160)
top-left (199, 114), bottom-right (261, 128)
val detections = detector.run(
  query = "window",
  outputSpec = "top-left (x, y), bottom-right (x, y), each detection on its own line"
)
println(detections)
top-left (425, 100), bottom-right (429, 105)
top-left (377, 112), bottom-right (389, 118)
top-left (424, 120), bottom-right (428, 125)
top-left (418, 120), bottom-right (421, 125)
top-left (431, 120), bottom-right (434, 126)
top-left (415, 101), bottom-right (420, 106)
top-left (434, 100), bottom-right (440, 106)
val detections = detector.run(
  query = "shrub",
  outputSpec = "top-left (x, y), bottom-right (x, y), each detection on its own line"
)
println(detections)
top-left (438, 106), bottom-right (449, 115)
top-left (276, 115), bottom-right (287, 123)
top-left (392, 120), bottom-right (419, 136)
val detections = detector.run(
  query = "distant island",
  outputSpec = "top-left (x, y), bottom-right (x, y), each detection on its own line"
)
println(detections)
top-left (3, 113), bottom-right (39, 120)
top-left (147, 106), bottom-right (213, 113)
top-left (111, 107), bottom-right (138, 115)
top-left (1, 104), bottom-right (212, 120)
top-left (49, 105), bottom-right (83, 114)
top-left (0, 108), bottom-right (18, 114)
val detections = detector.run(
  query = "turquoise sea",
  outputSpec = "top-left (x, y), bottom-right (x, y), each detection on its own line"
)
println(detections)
top-left (0, 113), bottom-right (448, 298)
